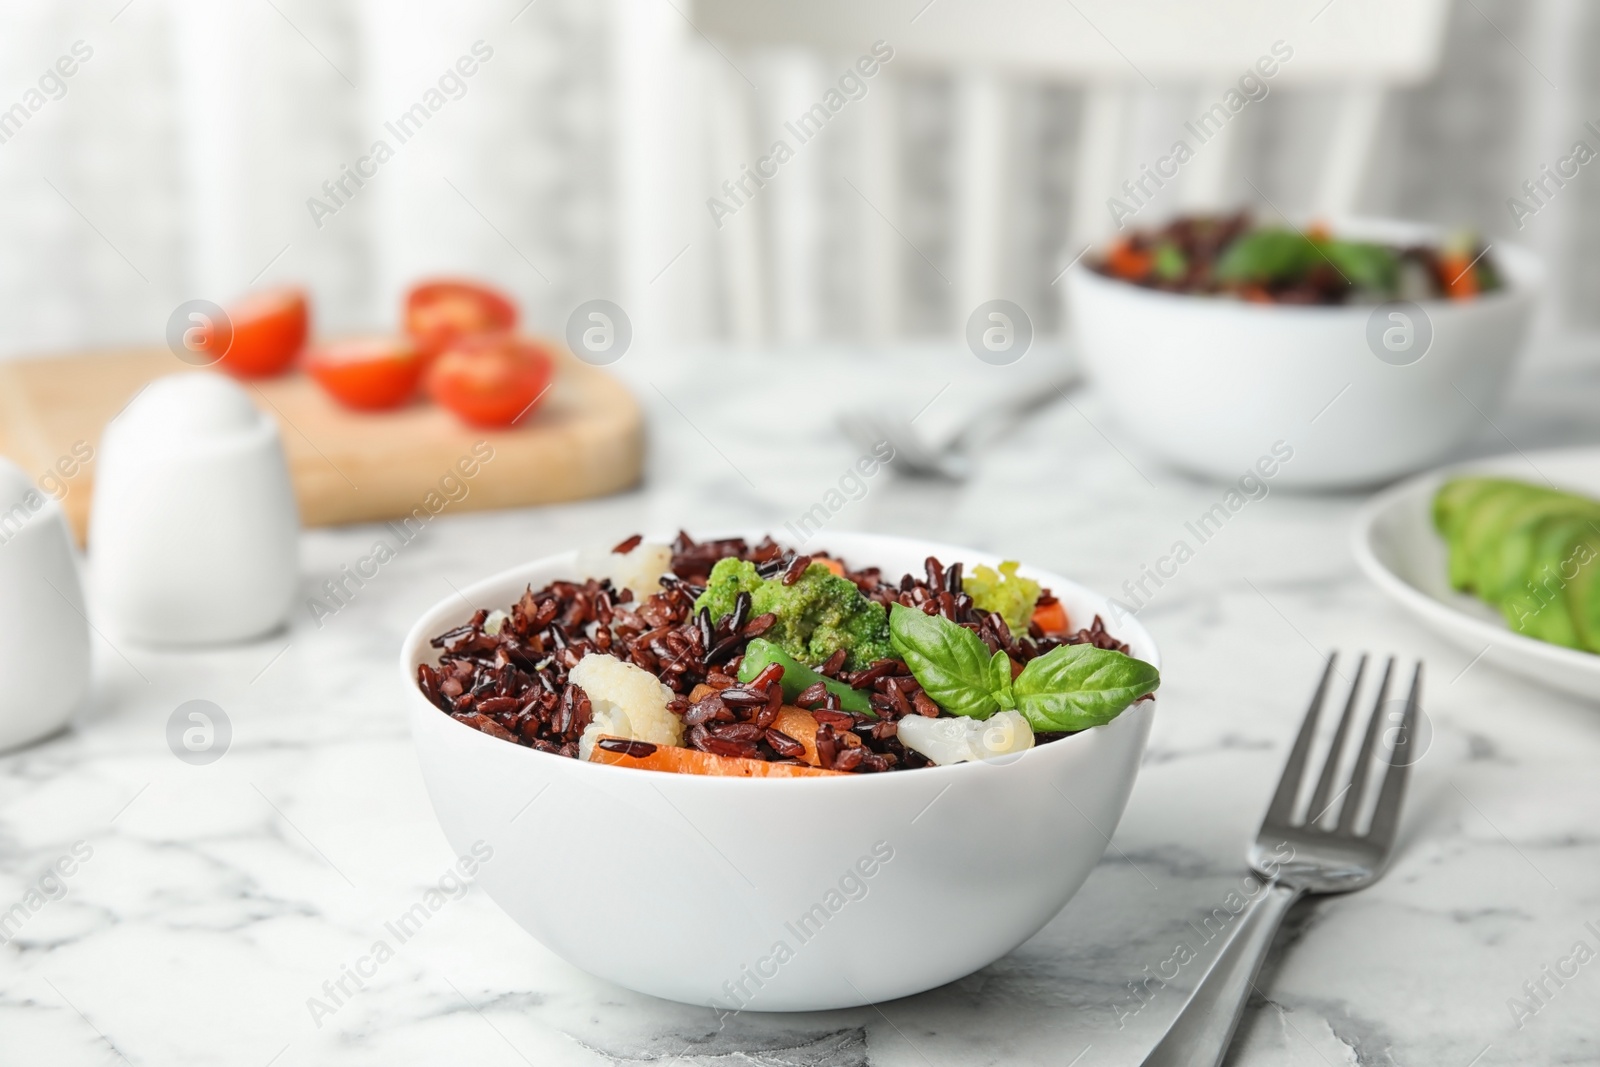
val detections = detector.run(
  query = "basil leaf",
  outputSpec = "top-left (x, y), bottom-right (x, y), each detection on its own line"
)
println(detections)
top-left (1011, 645), bottom-right (1160, 732)
top-left (1215, 229), bottom-right (1317, 284)
top-left (989, 650), bottom-right (1016, 710)
top-left (1319, 239), bottom-right (1397, 293)
top-left (888, 603), bottom-right (998, 720)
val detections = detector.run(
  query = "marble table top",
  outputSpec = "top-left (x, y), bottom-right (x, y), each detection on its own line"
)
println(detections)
top-left (3, 345), bottom-right (1599, 1067)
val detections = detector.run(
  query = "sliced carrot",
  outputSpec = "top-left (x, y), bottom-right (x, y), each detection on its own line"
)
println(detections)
top-left (815, 558), bottom-right (846, 577)
top-left (1304, 220), bottom-right (1331, 241)
top-left (1106, 239), bottom-right (1152, 281)
top-left (680, 694), bottom-right (843, 767)
top-left (773, 707), bottom-right (822, 765)
top-left (1439, 253), bottom-right (1480, 300)
top-left (768, 703), bottom-right (857, 764)
top-left (1031, 600), bottom-right (1069, 635)
top-left (589, 738), bottom-right (844, 777)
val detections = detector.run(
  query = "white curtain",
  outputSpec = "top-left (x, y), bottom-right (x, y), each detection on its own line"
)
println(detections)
top-left (0, 0), bottom-right (1588, 364)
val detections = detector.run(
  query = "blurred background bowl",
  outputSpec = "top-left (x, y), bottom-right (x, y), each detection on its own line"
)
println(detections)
top-left (1067, 219), bottom-right (1541, 488)
top-left (402, 531), bottom-right (1158, 1011)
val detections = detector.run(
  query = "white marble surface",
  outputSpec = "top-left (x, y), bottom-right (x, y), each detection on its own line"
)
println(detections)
top-left (3, 347), bottom-right (1600, 1067)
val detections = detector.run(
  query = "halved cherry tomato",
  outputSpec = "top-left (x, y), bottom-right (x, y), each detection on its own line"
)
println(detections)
top-left (426, 334), bottom-right (555, 428)
top-left (306, 337), bottom-right (424, 411)
top-left (404, 279), bottom-right (517, 359)
top-left (215, 287), bottom-right (308, 378)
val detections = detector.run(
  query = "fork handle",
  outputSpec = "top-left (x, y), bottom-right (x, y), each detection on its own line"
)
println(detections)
top-left (1139, 882), bottom-right (1304, 1067)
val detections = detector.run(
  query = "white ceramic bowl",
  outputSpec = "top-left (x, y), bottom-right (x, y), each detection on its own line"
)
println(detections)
top-left (1066, 218), bottom-right (1541, 489)
top-left (402, 532), bottom-right (1158, 1011)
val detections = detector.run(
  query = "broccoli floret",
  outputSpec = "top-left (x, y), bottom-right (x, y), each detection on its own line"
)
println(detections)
top-left (693, 559), bottom-right (891, 669)
top-left (695, 557), bottom-right (764, 624)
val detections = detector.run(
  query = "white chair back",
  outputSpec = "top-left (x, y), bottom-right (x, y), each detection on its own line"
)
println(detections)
top-left (689, 0), bottom-right (1451, 342)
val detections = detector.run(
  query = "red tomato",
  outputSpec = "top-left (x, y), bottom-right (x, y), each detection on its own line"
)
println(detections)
top-left (404, 280), bottom-right (517, 359)
top-left (426, 334), bottom-right (555, 428)
top-left (215, 287), bottom-right (308, 378)
top-left (306, 337), bottom-right (424, 411)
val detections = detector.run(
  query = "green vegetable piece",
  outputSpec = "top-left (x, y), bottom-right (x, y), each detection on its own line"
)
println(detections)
top-left (1011, 644), bottom-right (1161, 732)
top-left (1501, 517), bottom-right (1589, 649)
top-left (887, 603), bottom-right (1158, 730)
top-left (694, 557), bottom-right (892, 670)
top-left (1479, 500), bottom-right (1600, 605)
top-left (988, 648), bottom-right (1017, 710)
top-left (1214, 229), bottom-right (1318, 284)
top-left (737, 638), bottom-right (875, 714)
top-left (1433, 477), bottom-right (1518, 542)
top-left (1153, 243), bottom-right (1187, 281)
top-left (1459, 485), bottom-right (1591, 597)
top-left (1319, 239), bottom-right (1398, 293)
top-left (1214, 229), bottom-right (1398, 295)
top-left (1453, 482), bottom-right (1552, 593)
top-left (1437, 480), bottom-right (1528, 590)
top-left (694, 557), bottom-right (764, 624)
top-left (1431, 476), bottom-right (1600, 654)
top-left (1563, 536), bottom-right (1600, 652)
top-left (888, 603), bottom-right (1003, 720)
top-left (963, 561), bottom-right (1042, 635)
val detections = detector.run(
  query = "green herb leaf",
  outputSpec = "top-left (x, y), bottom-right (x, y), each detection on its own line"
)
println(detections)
top-left (989, 650), bottom-right (1016, 710)
top-left (1214, 229), bottom-right (1317, 284)
top-left (1319, 239), bottom-right (1397, 293)
top-left (1011, 645), bottom-right (1160, 732)
top-left (888, 603), bottom-right (999, 720)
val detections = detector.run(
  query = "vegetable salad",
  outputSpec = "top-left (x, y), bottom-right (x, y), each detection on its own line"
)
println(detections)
top-left (1095, 213), bottom-right (1501, 305)
top-left (419, 534), bottom-right (1160, 777)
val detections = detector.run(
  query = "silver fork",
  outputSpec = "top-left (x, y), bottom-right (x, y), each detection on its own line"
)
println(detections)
top-left (1141, 653), bottom-right (1423, 1067)
top-left (837, 368), bottom-right (1079, 481)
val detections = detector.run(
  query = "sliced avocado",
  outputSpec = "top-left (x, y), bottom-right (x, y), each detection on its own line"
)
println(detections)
top-left (1476, 498), bottom-right (1600, 605)
top-left (1452, 482), bottom-right (1552, 592)
top-left (1564, 532), bottom-right (1600, 652)
top-left (1433, 477), bottom-right (1520, 540)
top-left (1504, 516), bottom-right (1591, 649)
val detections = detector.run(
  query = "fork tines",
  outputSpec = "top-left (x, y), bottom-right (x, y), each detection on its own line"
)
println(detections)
top-left (1263, 652), bottom-right (1423, 849)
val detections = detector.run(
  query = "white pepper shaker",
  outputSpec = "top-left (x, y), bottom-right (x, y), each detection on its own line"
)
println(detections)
top-left (89, 373), bottom-right (300, 645)
top-left (0, 458), bottom-right (91, 751)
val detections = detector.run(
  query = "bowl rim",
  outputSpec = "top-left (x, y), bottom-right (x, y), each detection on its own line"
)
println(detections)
top-left (1066, 214), bottom-right (1542, 315)
top-left (401, 529), bottom-right (1160, 790)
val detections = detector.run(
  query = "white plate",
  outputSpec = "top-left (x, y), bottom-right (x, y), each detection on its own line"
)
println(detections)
top-left (1352, 446), bottom-right (1600, 701)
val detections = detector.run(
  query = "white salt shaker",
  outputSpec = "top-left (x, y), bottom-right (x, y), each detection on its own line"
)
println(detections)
top-left (0, 458), bottom-right (91, 751)
top-left (89, 373), bottom-right (300, 645)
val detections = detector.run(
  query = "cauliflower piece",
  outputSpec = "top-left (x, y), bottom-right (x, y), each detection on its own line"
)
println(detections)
top-left (694, 557), bottom-right (892, 670)
top-left (577, 541), bottom-right (673, 599)
top-left (571, 653), bottom-right (684, 760)
top-left (896, 710), bottom-right (1034, 766)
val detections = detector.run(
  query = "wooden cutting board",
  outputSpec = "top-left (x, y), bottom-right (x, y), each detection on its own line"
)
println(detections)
top-left (0, 348), bottom-right (643, 544)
